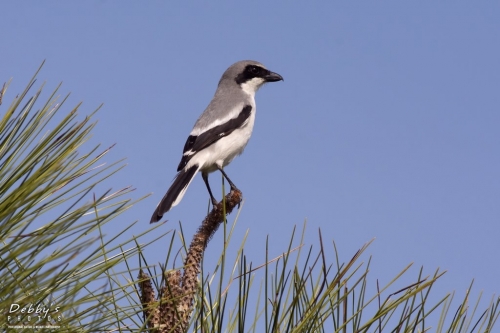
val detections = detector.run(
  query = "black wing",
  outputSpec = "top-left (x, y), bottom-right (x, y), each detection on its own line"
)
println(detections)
top-left (177, 105), bottom-right (252, 171)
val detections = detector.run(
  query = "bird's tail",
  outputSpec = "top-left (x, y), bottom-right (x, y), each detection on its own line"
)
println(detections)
top-left (150, 164), bottom-right (200, 223)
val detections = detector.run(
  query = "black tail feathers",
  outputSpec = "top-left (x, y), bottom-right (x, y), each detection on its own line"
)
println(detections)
top-left (150, 164), bottom-right (199, 223)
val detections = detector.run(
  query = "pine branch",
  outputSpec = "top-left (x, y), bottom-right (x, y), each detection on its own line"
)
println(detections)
top-left (137, 189), bottom-right (243, 332)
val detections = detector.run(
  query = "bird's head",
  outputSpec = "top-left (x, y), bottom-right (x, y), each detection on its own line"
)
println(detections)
top-left (220, 60), bottom-right (283, 95)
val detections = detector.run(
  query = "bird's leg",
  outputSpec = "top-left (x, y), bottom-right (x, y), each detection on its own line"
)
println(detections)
top-left (217, 166), bottom-right (239, 191)
top-left (202, 172), bottom-right (218, 206)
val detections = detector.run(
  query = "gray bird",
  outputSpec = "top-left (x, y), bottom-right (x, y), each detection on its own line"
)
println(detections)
top-left (150, 60), bottom-right (283, 223)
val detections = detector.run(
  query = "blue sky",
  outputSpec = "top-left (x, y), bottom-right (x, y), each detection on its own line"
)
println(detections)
top-left (1, 1), bottom-right (499, 326)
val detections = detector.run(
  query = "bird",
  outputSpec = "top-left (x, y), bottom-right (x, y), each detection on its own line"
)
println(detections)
top-left (150, 60), bottom-right (283, 223)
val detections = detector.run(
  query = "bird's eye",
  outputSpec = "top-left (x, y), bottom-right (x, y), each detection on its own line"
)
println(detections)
top-left (249, 66), bottom-right (259, 74)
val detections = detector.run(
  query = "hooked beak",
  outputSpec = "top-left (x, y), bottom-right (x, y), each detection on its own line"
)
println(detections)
top-left (264, 70), bottom-right (284, 82)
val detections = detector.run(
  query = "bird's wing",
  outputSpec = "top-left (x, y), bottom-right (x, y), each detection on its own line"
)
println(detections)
top-left (177, 105), bottom-right (252, 171)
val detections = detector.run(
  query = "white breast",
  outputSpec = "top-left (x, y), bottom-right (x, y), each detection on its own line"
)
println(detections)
top-left (188, 105), bottom-right (256, 173)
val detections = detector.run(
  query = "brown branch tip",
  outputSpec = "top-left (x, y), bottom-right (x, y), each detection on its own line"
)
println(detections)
top-left (138, 189), bottom-right (243, 332)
